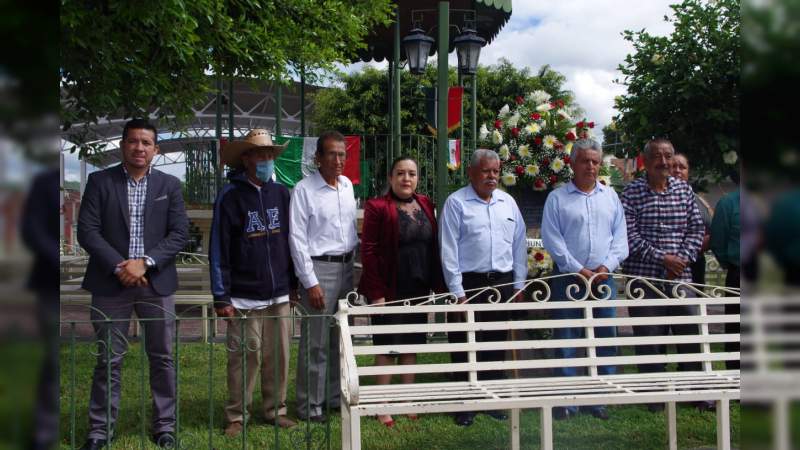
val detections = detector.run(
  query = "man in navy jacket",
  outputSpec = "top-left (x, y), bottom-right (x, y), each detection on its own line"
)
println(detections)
top-left (77, 119), bottom-right (188, 450)
top-left (209, 129), bottom-right (298, 435)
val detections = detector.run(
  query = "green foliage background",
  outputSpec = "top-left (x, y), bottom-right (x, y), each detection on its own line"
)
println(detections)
top-left (613, 0), bottom-right (740, 183)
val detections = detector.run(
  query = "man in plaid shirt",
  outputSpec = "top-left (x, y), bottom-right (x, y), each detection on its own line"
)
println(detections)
top-left (620, 138), bottom-right (714, 413)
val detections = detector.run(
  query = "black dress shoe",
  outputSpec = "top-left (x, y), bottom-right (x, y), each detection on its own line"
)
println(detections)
top-left (454, 412), bottom-right (475, 426)
top-left (553, 407), bottom-right (571, 421)
top-left (647, 403), bottom-right (665, 413)
top-left (152, 431), bottom-right (175, 449)
top-left (589, 407), bottom-right (610, 420)
top-left (484, 410), bottom-right (508, 420)
top-left (693, 401), bottom-right (716, 413)
top-left (79, 439), bottom-right (108, 450)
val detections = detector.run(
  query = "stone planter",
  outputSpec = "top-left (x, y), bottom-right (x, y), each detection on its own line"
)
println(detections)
top-left (507, 188), bottom-right (550, 231)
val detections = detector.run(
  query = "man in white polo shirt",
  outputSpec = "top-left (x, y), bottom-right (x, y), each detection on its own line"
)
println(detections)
top-left (289, 130), bottom-right (358, 422)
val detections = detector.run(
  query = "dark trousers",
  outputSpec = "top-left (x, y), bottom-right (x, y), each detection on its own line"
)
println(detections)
top-left (88, 286), bottom-right (176, 440)
top-left (628, 282), bottom-right (703, 373)
top-left (448, 271), bottom-right (513, 382)
top-left (725, 267), bottom-right (741, 370)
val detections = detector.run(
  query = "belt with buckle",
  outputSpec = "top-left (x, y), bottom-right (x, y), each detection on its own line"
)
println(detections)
top-left (463, 271), bottom-right (511, 282)
top-left (311, 251), bottom-right (354, 263)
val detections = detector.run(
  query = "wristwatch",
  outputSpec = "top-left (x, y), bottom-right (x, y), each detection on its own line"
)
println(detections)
top-left (143, 256), bottom-right (155, 269)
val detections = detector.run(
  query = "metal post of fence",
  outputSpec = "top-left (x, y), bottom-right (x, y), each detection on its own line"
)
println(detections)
top-left (208, 316), bottom-right (214, 450)
top-left (70, 322), bottom-right (76, 450)
top-left (304, 316), bottom-right (311, 450)
top-left (325, 316), bottom-right (332, 450)
top-left (274, 314), bottom-right (280, 449)
top-left (241, 315), bottom-right (247, 450)
top-left (174, 318), bottom-right (181, 450)
top-left (104, 321), bottom-right (112, 450)
top-left (139, 325), bottom-right (147, 449)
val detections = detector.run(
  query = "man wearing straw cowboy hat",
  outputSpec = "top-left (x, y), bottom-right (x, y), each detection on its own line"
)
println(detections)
top-left (209, 129), bottom-right (299, 436)
top-left (77, 119), bottom-right (188, 450)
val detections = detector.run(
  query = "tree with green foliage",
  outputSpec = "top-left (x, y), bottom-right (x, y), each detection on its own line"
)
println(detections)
top-left (61, 0), bottom-right (393, 156)
top-left (613, 0), bottom-right (739, 183)
top-left (311, 58), bottom-right (575, 139)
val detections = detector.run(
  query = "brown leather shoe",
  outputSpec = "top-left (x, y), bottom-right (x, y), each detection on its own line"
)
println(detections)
top-left (266, 415), bottom-right (297, 428)
top-left (224, 421), bottom-right (243, 437)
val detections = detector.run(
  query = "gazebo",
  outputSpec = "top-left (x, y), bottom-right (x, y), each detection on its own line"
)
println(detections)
top-left (355, 0), bottom-right (512, 209)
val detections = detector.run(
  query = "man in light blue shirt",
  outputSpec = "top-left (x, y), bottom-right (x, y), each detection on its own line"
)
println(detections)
top-left (439, 149), bottom-right (528, 427)
top-left (541, 138), bottom-right (628, 421)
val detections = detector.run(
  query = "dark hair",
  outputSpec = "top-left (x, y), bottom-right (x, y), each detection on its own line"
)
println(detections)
top-left (122, 119), bottom-right (158, 143)
top-left (389, 155), bottom-right (418, 174)
top-left (315, 130), bottom-right (345, 158)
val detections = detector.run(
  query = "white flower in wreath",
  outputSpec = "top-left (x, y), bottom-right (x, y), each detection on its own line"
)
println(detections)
top-left (565, 142), bottom-right (573, 154)
top-left (479, 123), bottom-right (489, 141)
top-left (550, 158), bottom-right (565, 173)
top-left (543, 135), bottom-right (557, 150)
top-left (525, 123), bottom-right (541, 135)
top-left (518, 144), bottom-right (531, 158)
top-left (508, 112), bottom-right (521, 127)
top-left (598, 175), bottom-right (612, 186)
top-left (499, 104), bottom-right (511, 117)
top-left (723, 151), bottom-right (738, 165)
top-left (491, 129), bottom-right (503, 145)
top-left (528, 90), bottom-right (551, 104)
top-left (501, 173), bottom-right (517, 186)
top-left (536, 103), bottom-right (553, 112)
top-left (525, 164), bottom-right (540, 176)
top-left (498, 144), bottom-right (510, 161)
top-left (557, 109), bottom-right (572, 121)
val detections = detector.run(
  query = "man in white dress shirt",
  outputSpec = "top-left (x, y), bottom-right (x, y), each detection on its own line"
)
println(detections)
top-left (439, 148), bottom-right (528, 426)
top-left (289, 130), bottom-right (358, 422)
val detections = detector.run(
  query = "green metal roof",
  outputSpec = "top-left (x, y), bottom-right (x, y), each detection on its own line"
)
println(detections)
top-left (355, 0), bottom-right (513, 63)
top-left (476, 0), bottom-right (512, 13)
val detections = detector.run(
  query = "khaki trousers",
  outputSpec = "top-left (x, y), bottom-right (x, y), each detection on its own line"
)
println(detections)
top-left (224, 301), bottom-right (291, 424)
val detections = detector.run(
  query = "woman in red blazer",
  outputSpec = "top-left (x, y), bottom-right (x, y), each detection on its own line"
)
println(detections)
top-left (357, 156), bottom-right (445, 427)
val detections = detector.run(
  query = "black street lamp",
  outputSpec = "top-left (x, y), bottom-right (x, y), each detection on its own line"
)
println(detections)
top-left (453, 26), bottom-right (485, 76)
top-left (402, 25), bottom-right (434, 75)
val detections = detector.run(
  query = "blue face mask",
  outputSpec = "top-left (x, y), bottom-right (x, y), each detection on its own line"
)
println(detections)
top-left (255, 160), bottom-right (275, 182)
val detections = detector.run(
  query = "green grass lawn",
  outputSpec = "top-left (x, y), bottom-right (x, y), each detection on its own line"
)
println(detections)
top-left (59, 340), bottom-right (744, 450)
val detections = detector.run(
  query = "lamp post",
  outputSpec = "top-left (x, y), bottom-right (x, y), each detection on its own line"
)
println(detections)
top-left (454, 26), bottom-right (485, 76)
top-left (402, 24), bottom-right (434, 75)
top-left (402, 5), bottom-right (486, 212)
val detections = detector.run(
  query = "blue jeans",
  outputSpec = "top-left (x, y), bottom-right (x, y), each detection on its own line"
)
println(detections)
top-left (550, 272), bottom-right (617, 414)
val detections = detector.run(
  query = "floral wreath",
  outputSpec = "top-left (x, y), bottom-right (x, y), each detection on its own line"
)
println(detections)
top-left (479, 90), bottom-right (597, 191)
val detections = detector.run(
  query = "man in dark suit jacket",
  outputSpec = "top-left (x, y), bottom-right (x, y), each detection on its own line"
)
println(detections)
top-left (77, 119), bottom-right (188, 450)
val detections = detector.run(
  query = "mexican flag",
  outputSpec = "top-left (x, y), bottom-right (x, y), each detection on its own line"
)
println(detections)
top-left (273, 135), bottom-right (360, 188)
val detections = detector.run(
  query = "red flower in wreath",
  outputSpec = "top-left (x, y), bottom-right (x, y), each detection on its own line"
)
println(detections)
top-left (588, 121), bottom-right (595, 129)
top-left (494, 119), bottom-right (503, 129)
top-left (564, 155), bottom-right (571, 164)
top-left (515, 95), bottom-right (524, 105)
top-left (542, 157), bottom-right (550, 167)
top-left (534, 252), bottom-right (545, 262)
top-left (565, 131), bottom-right (576, 141)
top-left (511, 127), bottom-right (520, 138)
top-left (534, 178), bottom-right (546, 190)
top-left (550, 175), bottom-right (558, 185)
top-left (515, 165), bottom-right (525, 175)
top-left (576, 121), bottom-right (585, 129)
top-left (531, 112), bottom-right (541, 120)
top-left (534, 136), bottom-right (543, 145)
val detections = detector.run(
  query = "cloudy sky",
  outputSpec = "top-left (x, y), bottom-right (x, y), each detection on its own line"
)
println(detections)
top-left (63, 0), bottom-right (677, 182)
top-left (353, 0), bottom-right (677, 144)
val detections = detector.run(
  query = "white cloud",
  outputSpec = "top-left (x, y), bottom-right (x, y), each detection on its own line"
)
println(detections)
top-left (477, 0), bottom-right (676, 142)
top-left (337, 1), bottom-right (678, 143)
